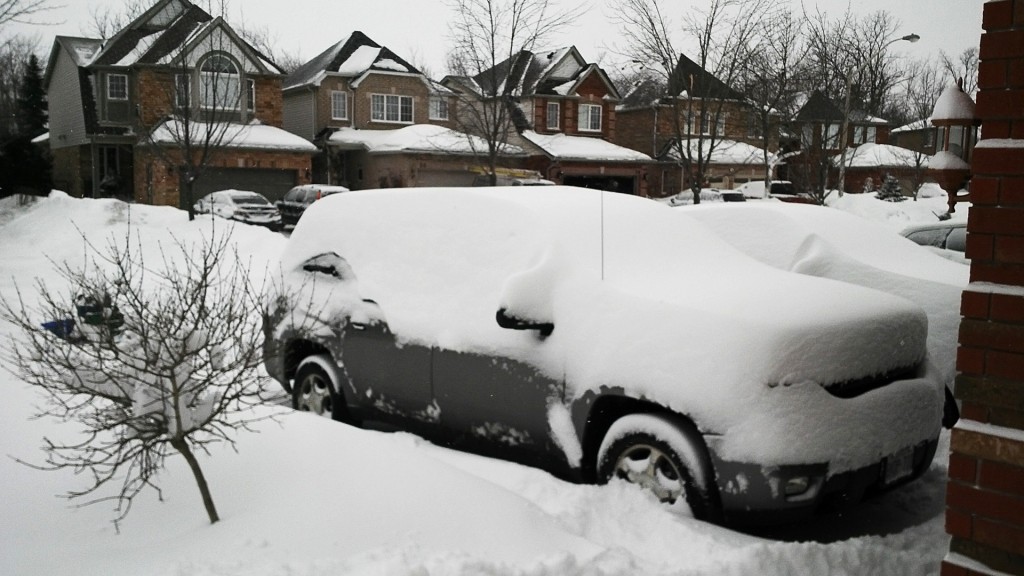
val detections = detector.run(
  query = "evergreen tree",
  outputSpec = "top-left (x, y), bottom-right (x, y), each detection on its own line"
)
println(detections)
top-left (876, 174), bottom-right (906, 202)
top-left (0, 54), bottom-right (52, 197)
top-left (16, 54), bottom-right (46, 137)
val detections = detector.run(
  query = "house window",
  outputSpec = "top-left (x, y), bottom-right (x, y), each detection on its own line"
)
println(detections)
top-left (429, 96), bottom-right (448, 120)
top-left (175, 74), bottom-right (190, 109)
top-left (199, 54), bottom-right (241, 110)
top-left (716, 112), bottom-right (727, 137)
top-left (746, 116), bottom-right (762, 139)
top-left (371, 94), bottom-right (413, 123)
top-left (547, 102), bottom-right (560, 130)
top-left (925, 128), bottom-right (936, 147)
top-left (866, 126), bottom-right (876, 144)
top-left (331, 91), bottom-right (348, 120)
top-left (107, 74), bottom-right (128, 101)
top-left (688, 110), bottom-right (714, 135)
top-left (823, 123), bottom-right (840, 148)
top-left (247, 78), bottom-right (256, 113)
top-left (579, 103), bottom-right (601, 132)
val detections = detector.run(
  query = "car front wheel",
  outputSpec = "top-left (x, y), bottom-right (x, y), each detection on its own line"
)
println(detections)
top-left (597, 413), bottom-right (718, 521)
top-left (293, 356), bottom-right (339, 419)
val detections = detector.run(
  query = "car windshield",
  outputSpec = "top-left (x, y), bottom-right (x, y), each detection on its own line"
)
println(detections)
top-left (230, 193), bottom-right (269, 205)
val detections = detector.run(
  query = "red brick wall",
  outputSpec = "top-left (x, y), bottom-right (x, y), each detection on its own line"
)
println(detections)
top-left (943, 2), bottom-right (1024, 575)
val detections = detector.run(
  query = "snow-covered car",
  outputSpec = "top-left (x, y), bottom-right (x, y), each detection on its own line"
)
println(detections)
top-left (264, 186), bottom-right (945, 525)
top-left (193, 190), bottom-right (282, 229)
top-left (276, 184), bottom-right (350, 227)
top-left (901, 221), bottom-right (967, 252)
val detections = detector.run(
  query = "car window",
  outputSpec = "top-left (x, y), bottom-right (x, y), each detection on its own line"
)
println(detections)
top-left (946, 226), bottom-right (967, 252)
top-left (304, 189), bottom-right (319, 203)
top-left (906, 228), bottom-right (949, 248)
top-left (231, 193), bottom-right (269, 205)
top-left (284, 187), bottom-right (302, 202)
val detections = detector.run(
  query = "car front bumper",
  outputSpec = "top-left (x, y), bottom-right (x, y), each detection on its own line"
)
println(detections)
top-left (706, 435), bottom-right (940, 525)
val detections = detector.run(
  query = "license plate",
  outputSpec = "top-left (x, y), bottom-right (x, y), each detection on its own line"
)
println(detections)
top-left (885, 447), bottom-right (914, 484)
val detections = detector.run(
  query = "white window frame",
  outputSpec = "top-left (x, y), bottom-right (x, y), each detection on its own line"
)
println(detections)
top-left (107, 73), bottom-right (128, 101)
top-left (429, 96), bottom-right (448, 121)
top-left (331, 90), bottom-right (349, 120)
top-left (247, 78), bottom-right (256, 113)
top-left (199, 54), bottom-right (241, 111)
top-left (371, 93), bottom-right (413, 123)
top-left (579, 103), bottom-right (602, 132)
top-left (546, 101), bottom-right (560, 130)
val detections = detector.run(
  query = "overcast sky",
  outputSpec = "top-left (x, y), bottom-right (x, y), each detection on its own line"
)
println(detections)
top-left (8, 0), bottom-right (985, 78)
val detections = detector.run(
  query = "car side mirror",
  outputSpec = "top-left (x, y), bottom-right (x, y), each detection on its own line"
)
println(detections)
top-left (496, 308), bottom-right (553, 337)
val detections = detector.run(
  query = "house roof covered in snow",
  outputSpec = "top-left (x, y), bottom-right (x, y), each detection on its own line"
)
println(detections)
top-left (284, 31), bottom-right (421, 91)
top-left (149, 118), bottom-right (318, 152)
top-left (522, 131), bottom-right (652, 162)
top-left (327, 124), bottom-right (524, 156)
top-left (832, 143), bottom-right (928, 168)
top-left (662, 139), bottom-right (775, 165)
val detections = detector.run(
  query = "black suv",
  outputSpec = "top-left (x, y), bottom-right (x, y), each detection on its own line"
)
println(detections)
top-left (276, 184), bottom-right (350, 227)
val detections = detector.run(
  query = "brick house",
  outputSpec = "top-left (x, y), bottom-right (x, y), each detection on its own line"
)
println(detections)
top-left (614, 55), bottom-right (778, 196)
top-left (941, 2), bottom-right (1024, 575)
top-left (282, 31), bottom-right (485, 189)
top-left (786, 90), bottom-right (894, 194)
top-left (43, 0), bottom-right (315, 207)
top-left (443, 46), bottom-right (651, 195)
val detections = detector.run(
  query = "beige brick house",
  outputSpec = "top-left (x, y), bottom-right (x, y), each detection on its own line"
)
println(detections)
top-left (282, 31), bottom-right (484, 188)
top-left (43, 0), bottom-right (314, 207)
top-left (443, 46), bottom-right (652, 195)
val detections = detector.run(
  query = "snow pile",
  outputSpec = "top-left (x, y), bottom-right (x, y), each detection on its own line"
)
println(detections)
top-left (0, 192), bottom-right (955, 576)
top-left (826, 191), bottom-right (967, 230)
top-left (931, 83), bottom-right (976, 122)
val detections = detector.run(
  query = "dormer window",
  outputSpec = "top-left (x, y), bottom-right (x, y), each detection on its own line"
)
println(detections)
top-left (579, 103), bottom-right (601, 132)
top-left (199, 54), bottom-right (241, 111)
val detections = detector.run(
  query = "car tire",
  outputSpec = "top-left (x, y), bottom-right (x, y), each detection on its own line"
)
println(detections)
top-left (597, 413), bottom-right (718, 521)
top-left (293, 355), bottom-right (342, 420)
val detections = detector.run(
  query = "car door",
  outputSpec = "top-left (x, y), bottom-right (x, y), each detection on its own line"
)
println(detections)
top-left (341, 307), bottom-right (435, 423)
top-left (432, 344), bottom-right (563, 452)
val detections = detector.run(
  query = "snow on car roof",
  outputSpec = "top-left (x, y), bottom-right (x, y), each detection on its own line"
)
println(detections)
top-left (286, 187), bottom-right (936, 469)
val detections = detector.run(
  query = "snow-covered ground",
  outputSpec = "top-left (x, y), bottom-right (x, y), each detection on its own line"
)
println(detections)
top-left (0, 190), bottom-right (965, 576)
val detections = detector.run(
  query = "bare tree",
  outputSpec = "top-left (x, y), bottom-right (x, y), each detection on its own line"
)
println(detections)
top-left (0, 33), bottom-right (34, 140)
top-left (0, 0), bottom-right (55, 29)
top-left (611, 0), bottom-right (773, 202)
top-left (737, 6), bottom-right (807, 187)
top-left (1, 228), bottom-right (275, 527)
top-left (941, 47), bottom-right (979, 95)
top-left (82, 0), bottom-right (146, 40)
top-left (444, 0), bottom-right (576, 184)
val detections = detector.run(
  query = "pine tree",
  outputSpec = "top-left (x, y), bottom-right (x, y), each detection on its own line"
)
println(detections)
top-left (16, 54), bottom-right (47, 137)
top-left (876, 174), bottom-right (906, 202)
top-left (0, 54), bottom-right (51, 197)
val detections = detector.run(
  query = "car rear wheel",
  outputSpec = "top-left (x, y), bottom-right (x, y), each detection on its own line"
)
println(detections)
top-left (597, 413), bottom-right (718, 521)
top-left (293, 356), bottom-right (339, 419)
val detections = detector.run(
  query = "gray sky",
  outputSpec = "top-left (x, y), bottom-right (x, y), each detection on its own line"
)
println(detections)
top-left (8, 0), bottom-right (985, 77)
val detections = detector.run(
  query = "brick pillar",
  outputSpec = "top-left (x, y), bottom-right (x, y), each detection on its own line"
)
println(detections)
top-left (942, 2), bottom-right (1024, 575)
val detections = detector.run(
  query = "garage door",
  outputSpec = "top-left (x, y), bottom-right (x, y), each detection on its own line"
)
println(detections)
top-left (183, 168), bottom-right (298, 208)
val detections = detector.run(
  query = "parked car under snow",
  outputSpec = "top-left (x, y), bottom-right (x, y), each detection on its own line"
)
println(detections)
top-left (263, 186), bottom-right (946, 525)
top-left (193, 189), bottom-right (281, 229)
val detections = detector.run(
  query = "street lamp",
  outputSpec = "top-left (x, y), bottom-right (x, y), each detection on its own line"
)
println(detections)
top-left (836, 33), bottom-right (920, 196)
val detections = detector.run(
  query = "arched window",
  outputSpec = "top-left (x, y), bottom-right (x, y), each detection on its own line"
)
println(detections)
top-left (199, 54), bottom-right (241, 111)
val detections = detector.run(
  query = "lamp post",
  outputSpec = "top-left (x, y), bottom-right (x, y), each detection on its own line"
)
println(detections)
top-left (836, 33), bottom-right (920, 196)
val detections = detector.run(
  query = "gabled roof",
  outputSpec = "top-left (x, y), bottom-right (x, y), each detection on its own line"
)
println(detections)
top-left (284, 31), bottom-right (421, 91)
top-left (44, 36), bottom-right (103, 85)
top-left (522, 130), bottom-right (652, 162)
top-left (469, 46), bottom-right (599, 98)
top-left (53, 0), bottom-right (280, 74)
top-left (795, 90), bottom-right (844, 123)
top-left (667, 54), bottom-right (745, 101)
